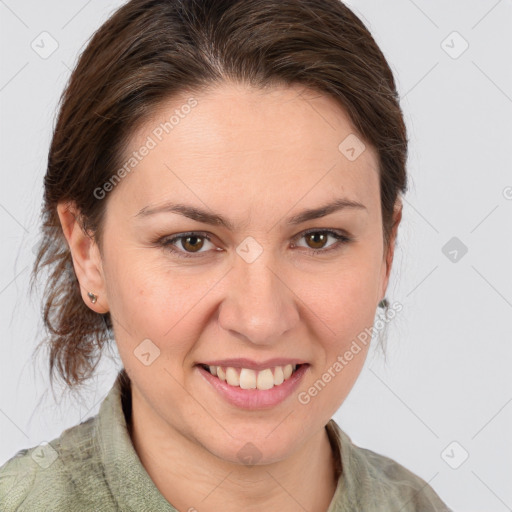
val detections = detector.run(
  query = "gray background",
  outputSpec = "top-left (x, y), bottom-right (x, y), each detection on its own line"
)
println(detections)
top-left (1, 1), bottom-right (511, 510)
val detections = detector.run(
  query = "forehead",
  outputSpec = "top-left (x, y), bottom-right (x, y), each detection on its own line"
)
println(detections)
top-left (111, 82), bottom-right (380, 219)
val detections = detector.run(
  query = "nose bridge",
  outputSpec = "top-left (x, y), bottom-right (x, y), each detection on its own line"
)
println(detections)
top-left (219, 247), bottom-right (298, 344)
top-left (241, 254), bottom-right (278, 308)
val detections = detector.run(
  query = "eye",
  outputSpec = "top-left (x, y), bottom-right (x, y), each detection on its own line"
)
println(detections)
top-left (292, 229), bottom-right (352, 254)
top-left (159, 232), bottom-right (216, 258)
top-left (157, 228), bottom-right (353, 259)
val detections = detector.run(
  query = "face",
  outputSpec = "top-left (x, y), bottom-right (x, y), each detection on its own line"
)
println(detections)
top-left (73, 82), bottom-right (398, 464)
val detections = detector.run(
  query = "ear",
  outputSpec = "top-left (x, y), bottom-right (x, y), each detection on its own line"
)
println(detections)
top-left (56, 201), bottom-right (109, 314)
top-left (379, 198), bottom-right (403, 305)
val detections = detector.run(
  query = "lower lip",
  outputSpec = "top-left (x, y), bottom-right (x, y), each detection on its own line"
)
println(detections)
top-left (196, 364), bottom-right (310, 410)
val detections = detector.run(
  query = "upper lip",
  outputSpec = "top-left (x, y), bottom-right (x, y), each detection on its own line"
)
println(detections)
top-left (197, 358), bottom-right (308, 371)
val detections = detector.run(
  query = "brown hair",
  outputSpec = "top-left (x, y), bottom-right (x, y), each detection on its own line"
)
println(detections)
top-left (31, 0), bottom-right (408, 390)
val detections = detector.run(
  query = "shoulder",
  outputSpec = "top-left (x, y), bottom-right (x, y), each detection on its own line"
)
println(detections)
top-left (355, 444), bottom-right (451, 510)
top-left (329, 422), bottom-right (453, 511)
top-left (0, 415), bottom-right (116, 512)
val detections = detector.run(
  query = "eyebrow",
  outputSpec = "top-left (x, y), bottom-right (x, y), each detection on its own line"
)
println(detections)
top-left (134, 197), bottom-right (366, 230)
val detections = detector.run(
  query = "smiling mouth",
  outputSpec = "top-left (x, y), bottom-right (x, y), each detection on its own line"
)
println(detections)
top-left (198, 363), bottom-right (306, 390)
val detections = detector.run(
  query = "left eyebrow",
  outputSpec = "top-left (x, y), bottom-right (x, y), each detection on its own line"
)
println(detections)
top-left (286, 198), bottom-right (367, 225)
top-left (133, 197), bottom-right (367, 230)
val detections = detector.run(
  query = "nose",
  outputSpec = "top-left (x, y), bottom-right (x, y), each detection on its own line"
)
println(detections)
top-left (218, 253), bottom-right (300, 345)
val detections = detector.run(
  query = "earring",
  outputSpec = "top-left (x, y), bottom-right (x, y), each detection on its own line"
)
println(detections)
top-left (378, 298), bottom-right (388, 309)
top-left (87, 291), bottom-right (98, 304)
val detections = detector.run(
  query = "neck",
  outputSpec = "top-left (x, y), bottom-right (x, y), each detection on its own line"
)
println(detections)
top-left (127, 385), bottom-right (338, 512)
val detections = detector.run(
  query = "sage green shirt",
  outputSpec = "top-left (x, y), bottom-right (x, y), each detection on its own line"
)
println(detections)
top-left (0, 370), bottom-right (452, 511)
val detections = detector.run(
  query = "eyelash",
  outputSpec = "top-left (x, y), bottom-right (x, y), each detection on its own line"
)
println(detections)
top-left (156, 229), bottom-right (353, 259)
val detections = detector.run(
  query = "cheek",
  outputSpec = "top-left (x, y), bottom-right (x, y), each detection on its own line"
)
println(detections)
top-left (106, 257), bottom-right (219, 352)
top-left (302, 274), bottom-right (375, 409)
top-left (301, 261), bottom-right (379, 340)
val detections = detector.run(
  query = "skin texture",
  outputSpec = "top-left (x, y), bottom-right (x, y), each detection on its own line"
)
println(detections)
top-left (57, 81), bottom-right (402, 512)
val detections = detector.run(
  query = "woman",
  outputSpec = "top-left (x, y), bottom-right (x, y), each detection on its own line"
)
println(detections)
top-left (0, 0), bottom-right (452, 510)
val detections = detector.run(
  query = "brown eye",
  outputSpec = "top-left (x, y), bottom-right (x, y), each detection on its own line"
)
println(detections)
top-left (159, 231), bottom-right (215, 258)
top-left (180, 235), bottom-right (205, 252)
top-left (305, 232), bottom-right (329, 250)
top-left (293, 229), bottom-right (352, 255)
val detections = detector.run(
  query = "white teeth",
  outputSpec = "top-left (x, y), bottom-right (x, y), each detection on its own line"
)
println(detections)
top-left (273, 366), bottom-right (284, 385)
top-left (205, 363), bottom-right (301, 390)
top-left (283, 364), bottom-right (293, 379)
top-left (256, 369), bottom-right (274, 390)
top-left (239, 368), bottom-right (257, 389)
top-left (225, 367), bottom-right (240, 387)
